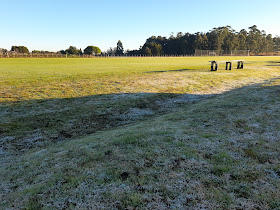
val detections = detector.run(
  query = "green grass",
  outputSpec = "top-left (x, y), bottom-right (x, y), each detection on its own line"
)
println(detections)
top-left (0, 56), bottom-right (280, 208)
top-left (1, 56), bottom-right (279, 150)
top-left (1, 56), bottom-right (280, 102)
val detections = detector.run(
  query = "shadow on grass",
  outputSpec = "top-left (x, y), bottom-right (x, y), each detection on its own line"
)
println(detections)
top-left (266, 61), bottom-right (280, 64)
top-left (1, 77), bottom-right (279, 153)
top-left (0, 92), bottom-right (212, 152)
top-left (265, 61), bottom-right (280, 66)
top-left (145, 69), bottom-right (190, 73)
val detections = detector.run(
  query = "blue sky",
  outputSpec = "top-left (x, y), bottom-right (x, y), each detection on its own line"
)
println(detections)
top-left (1, 0), bottom-right (280, 52)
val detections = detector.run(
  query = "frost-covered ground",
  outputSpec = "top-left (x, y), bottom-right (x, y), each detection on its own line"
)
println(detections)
top-left (1, 78), bottom-right (279, 209)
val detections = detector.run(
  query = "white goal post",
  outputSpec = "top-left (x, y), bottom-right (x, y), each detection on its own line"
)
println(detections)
top-left (195, 49), bottom-right (221, 56)
top-left (231, 50), bottom-right (250, 56)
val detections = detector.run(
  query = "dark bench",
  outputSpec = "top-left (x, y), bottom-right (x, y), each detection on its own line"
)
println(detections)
top-left (209, 60), bottom-right (245, 71)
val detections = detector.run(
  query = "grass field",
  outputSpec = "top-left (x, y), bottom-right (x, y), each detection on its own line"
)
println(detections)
top-left (1, 57), bottom-right (280, 208)
top-left (1, 57), bottom-right (280, 102)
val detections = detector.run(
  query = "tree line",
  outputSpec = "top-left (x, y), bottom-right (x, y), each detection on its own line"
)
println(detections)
top-left (127, 25), bottom-right (280, 56)
top-left (59, 46), bottom-right (102, 55)
top-left (1, 45), bottom-right (102, 55)
top-left (1, 25), bottom-right (280, 56)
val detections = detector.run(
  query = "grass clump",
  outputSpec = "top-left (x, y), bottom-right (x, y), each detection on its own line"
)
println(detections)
top-left (244, 148), bottom-right (270, 163)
